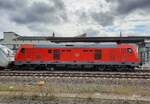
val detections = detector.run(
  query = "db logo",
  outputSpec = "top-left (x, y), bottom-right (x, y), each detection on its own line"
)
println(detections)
top-left (75, 53), bottom-right (80, 57)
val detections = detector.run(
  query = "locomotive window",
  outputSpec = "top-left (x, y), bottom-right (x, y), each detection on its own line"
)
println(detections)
top-left (95, 50), bottom-right (102, 60)
top-left (127, 48), bottom-right (132, 53)
top-left (53, 50), bottom-right (60, 60)
top-left (21, 48), bottom-right (25, 54)
top-left (48, 50), bottom-right (52, 53)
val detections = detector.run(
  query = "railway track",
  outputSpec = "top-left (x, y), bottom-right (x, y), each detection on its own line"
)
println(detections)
top-left (0, 70), bottom-right (150, 79)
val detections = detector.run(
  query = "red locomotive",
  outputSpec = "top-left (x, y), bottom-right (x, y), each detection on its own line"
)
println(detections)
top-left (15, 43), bottom-right (141, 70)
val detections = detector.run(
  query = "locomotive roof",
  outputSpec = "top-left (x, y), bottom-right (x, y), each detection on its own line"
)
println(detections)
top-left (33, 43), bottom-right (130, 48)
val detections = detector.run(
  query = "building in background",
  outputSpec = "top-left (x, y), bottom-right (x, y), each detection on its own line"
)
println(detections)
top-left (0, 32), bottom-right (88, 50)
top-left (0, 32), bottom-right (51, 50)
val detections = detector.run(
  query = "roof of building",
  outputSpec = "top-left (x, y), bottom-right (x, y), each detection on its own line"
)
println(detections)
top-left (3, 32), bottom-right (150, 44)
top-left (41, 36), bottom-right (150, 43)
top-left (4, 32), bottom-right (20, 37)
top-left (15, 36), bottom-right (150, 44)
top-left (14, 36), bottom-right (52, 41)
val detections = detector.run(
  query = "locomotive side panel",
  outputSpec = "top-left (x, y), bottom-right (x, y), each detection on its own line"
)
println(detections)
top-left (15, 44), bottom-right (141, 69)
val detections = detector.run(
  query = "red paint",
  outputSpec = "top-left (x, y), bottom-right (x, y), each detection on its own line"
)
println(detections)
top-left (15, 44), bottom-right (140, 64)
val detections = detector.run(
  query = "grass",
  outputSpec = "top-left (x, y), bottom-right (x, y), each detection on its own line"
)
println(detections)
top-left (0, 82), bottom-right (149, 98)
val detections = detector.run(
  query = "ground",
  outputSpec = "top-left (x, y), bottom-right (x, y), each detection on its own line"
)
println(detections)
top-left (0, 76), bottom-right (149, 104)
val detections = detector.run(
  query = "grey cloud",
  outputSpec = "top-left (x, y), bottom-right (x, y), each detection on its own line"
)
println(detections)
top-left (114, 0), bottom-right (150, 15)
top-left (89, 0), bottom-right (150, 27)
top-left (52, 0), bottom-right (65, 10)
top-left (79, 10), bottom-right (114, 27)
top-left (1, 0), bottom-right (150, 36)
top-left (0, 0), bottom-right (67, 25)
top-left (91, 12), bottom-right (114, 26)
top-left (85, 28), bottom-right (99, 37)
top-left (12, 2), bottom-right (55, 24)
top-left (0, 0), bottom-right (27, 10)
top-left (11, 0), bottom-right (67, 24)
top-left (78, 12), bottom-right (90, 24)
top-left (28, 24), bottom-right (49, 32)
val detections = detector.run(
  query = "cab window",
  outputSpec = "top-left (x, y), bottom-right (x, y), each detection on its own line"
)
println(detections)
top-left (127, 48), bottom-right (132, 53)
top-left (21, 48), bottom-right (26, 54)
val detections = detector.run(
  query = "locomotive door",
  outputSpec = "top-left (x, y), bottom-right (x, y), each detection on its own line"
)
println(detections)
top-left (109, 49), bottom-right (116, 62)
top-left (53, 50), bottom-right (60, 60)
top-left (20, 48), bottom-right (32, 62)
top-left (121, 48), bottom-right (127, 62)
top-left (95, 50), bottom-right (102, 60)
top-left (26, 48), bottom-right (32, 62)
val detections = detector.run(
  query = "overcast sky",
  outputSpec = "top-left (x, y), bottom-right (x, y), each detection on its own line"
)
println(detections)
top-left (0, 0), bottom-right (150, 38)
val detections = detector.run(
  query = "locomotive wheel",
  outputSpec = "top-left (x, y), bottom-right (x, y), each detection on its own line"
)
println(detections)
top-left (47, 67), bottom-right (54, 71)
top-left (4, 68), bottom-right (11, 71)
top-left (50, 67), bottom-right (54, 71)
top-left (127, 66), bottom-right (135, 72)
top-left (115, 68), bottom-right (122, 72)
top-left (97, 66), bottom-right (105, 71)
